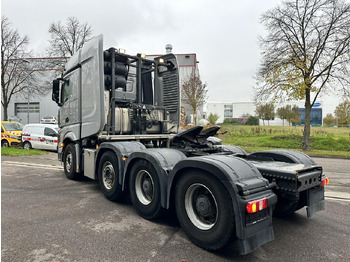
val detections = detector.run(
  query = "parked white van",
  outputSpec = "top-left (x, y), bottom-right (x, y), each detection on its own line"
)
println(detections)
top-left (22, 124), bottom-right (59, 151)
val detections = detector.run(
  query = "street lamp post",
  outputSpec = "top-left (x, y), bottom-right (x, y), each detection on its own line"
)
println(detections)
top-left (22, 59), bottom-right (30, 124)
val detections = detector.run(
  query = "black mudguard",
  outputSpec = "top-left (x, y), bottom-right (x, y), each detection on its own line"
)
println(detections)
top-left (248, 149), bottom-right (316, 165)
top-left (123, 148), bottom-right (187, 208)
top-left (168, 154), bottom-right (277, 255)
top-left (216, 144), bottom-right (248, 156)
top-left (95, 141), bottom-right (146, 182)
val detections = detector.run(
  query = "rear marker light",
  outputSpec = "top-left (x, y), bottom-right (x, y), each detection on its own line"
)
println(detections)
top-left (246, 198), bottom-right (268, 214)
top-left (321, 177), bottom-right (329, 187)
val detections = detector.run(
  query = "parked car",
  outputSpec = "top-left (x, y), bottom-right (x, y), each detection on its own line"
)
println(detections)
top-left (40, 116), bottom-right (58, 124)
top-left (1, 121), bottom-right (23, 147)
top-left (22, 124), bottom-right (59, 151)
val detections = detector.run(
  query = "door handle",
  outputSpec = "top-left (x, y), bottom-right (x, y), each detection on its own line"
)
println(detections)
top-left (65, 117), bottom-right (69, 123)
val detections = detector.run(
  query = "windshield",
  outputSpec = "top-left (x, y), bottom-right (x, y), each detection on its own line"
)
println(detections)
top-left (2, 122), bottom-right (24, 131)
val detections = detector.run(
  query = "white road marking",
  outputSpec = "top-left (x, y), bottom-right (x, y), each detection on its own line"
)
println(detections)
top-left (2, 161), bottom-right (63, 170)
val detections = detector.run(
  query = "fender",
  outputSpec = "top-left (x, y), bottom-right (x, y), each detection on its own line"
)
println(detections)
top-left (61, 131), bottom-right (81, 172)
top-left (168, 154), bottom-right (276, 246)
top-left (95, 141), bottom-right (146, 181)
top-left (123, 148), bottom-right (187, 208)
top-left (216, 144), bottom-right (248, 156)
top-left (248, 149), bottom-right (316, 165)
top-left (62, 131), bottom-right (78, 142)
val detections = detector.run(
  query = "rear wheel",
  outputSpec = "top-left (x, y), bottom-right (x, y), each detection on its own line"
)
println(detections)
top-left (2, 140), bottom-right (9, 147)
top-left (63, 143), bottom-right (80, 180)
top-left (23, 141), bottom-right (32, 150)
top-left (129, 160), bottom-right (163, 220)
top-left (98, 151), bottom-right (122, 201)
top-left (175, 171), bottom-right (235, 250)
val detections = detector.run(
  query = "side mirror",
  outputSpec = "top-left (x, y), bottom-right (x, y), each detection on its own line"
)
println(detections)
top-left (52, 79), bottom-right (60, 105)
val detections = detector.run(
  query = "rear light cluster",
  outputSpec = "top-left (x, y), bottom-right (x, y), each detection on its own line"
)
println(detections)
top-left (246, 198), bottom-right (268, 214)
top-left (321, 177), bottom-right (329, 187)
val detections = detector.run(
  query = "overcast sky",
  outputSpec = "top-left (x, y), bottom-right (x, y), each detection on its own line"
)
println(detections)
top-left (1, 0), bottom-right (343, 115)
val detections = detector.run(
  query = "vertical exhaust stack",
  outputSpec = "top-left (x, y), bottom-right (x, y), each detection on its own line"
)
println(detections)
top-left (165, 44), bottom-right (173, 54)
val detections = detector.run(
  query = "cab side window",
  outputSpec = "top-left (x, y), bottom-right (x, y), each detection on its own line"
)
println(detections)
top-left (62, 80), bottom-right (71, 103)
top-left (44, 127), bottom-right (56, 137)
top-left (1, 127), bottom-right (4, 133)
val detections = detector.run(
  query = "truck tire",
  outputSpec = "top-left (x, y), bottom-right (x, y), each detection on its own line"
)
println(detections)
top-left (63, 143), bottom-right (80, 180)
top-left (129, 160), bottom-right (163, 220)
top-left (98, 151), bottom-right (122, 201)
top-left (23, 141), bottom-right (32, 150)
top-left (175, 171), bottom-right (235, 251)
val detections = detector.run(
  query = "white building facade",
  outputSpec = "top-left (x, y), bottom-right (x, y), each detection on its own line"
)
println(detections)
top-left (206, 101), bottom-right (323, 126)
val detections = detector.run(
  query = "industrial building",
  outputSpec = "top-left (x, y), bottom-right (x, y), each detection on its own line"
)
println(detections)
top-left (206, 101), bottom-right (323, 126)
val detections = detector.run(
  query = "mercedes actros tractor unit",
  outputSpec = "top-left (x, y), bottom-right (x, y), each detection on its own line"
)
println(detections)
top-left (52, 35), bottom-right (328, 255)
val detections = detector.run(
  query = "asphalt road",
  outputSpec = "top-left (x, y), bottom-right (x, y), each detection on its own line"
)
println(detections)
top-left (1, 154), bottom-right (350, 262)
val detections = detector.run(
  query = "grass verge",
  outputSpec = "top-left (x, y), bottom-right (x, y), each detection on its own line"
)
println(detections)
top-left (217, 124), bottom-right (350, 158)
top-left (1, 147), bottom-right (48, 156)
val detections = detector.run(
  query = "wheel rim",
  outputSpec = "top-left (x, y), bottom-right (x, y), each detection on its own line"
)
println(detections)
top-left (102, 161), bottom-right (115, 190)
top-left (135, 170), bottom-right (154, 205)
top-left (65, 151), bottom-right (73, 172)
top-left (2, 141), bottom-right (9, 147)
top-left (24, 143), bottom-right (30, 150)
top-left (185, 183), bottom-right (218, 230)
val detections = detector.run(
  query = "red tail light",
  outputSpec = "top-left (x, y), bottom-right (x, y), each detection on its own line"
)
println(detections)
top-left (321, 177), bottom-right (329, 187)
top-left (246, 198), bottom-right (268, 214)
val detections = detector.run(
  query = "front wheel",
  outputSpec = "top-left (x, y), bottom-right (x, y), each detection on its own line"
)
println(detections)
top-left (175, 171), bottom-right (235, 251)
top-left (2, 140), bottom-right (9, 147)
top-left (23, 141), bottom-right (32, 150)
top-left (63, 143), bottom-right (80, 180)
top-left (98, 151), bottom-right (122, 201)
top-left (129, 160), bottom-right (163, 220)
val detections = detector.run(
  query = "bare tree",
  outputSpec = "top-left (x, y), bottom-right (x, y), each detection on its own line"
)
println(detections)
top-left (255, 0), bottom-right (350, 150)
top-left (1, 17), bottom-right (33, 121)
top-left (48, 17), bottom-right (93, 58)
top-left (181, 73), bottom-right (208, 126)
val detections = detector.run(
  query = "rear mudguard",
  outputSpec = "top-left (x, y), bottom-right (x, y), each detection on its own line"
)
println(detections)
top-left (95, 141), bottom-right (146, 182)
top-left (248, 149), bottom-right (316, 166)
top-left (123, 148), bottom-right (187, 208)
top-left (215, 144), bottom-right (248, 156)
top-left (168, 154), bottom-right (277, 255)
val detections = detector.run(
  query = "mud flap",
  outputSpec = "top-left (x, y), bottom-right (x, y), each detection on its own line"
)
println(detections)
top-left (306, 187), bottom-right (325, 218)
top-left (234, 226), bottom-right (275, 255)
